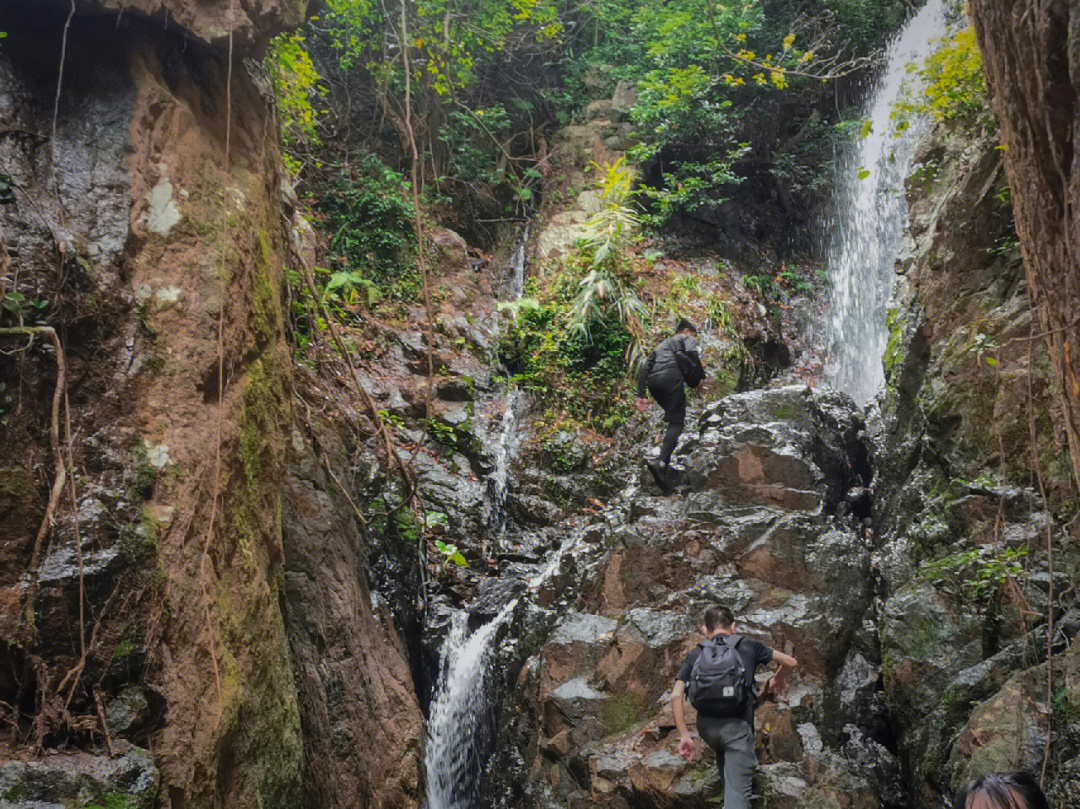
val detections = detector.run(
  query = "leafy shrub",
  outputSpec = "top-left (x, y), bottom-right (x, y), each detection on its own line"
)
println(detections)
top-left (920, 545), bottom-right (1027, 602)
top-left (318, 154), bottom-right (418, 299)
top-left (266, 33), bottom-right (326, 176)
top-left (894, 26), bottom-right (991, 132)
top-left (500, 263), bottom-right (637, 435)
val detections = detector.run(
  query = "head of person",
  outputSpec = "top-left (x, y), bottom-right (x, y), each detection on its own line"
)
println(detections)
top-left (954, 772), bottom-right (1049, 809)
top-left (702, 605), bottom-right (735, 637)
top-left (675, 318), bottom-right (697, 337)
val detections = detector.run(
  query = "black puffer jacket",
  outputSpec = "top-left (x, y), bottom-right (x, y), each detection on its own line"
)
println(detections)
top-left (636, 334), bottom-right (702, 396)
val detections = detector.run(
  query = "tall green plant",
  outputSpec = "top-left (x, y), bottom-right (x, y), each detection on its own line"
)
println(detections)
top-left (569, 159), bottom-right (648, 366)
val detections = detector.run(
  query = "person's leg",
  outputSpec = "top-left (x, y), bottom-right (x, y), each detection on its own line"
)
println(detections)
top-left (695, 716), bottom-right (725, 784)
top-left (656, 395), bottom-right (682, 464)
top-left (659, 415), bottom-right (683, 466)
top-left (718, 718), bottom-right (755, 809)
top-left (656, 380), bottom-right (686, 467)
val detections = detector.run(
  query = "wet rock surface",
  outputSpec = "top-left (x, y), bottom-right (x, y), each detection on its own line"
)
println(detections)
top-left (870, 125), bottom-right (1080, 804)
top-left (0, 748), bottom-right (158, 809)
top-left (481, 385), bottom-right (897, 808)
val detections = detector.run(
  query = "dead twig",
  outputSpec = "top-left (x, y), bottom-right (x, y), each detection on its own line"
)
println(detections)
top-left (93, 688), bottom-right (115, 758)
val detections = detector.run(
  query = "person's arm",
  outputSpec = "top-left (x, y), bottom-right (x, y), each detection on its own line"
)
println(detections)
top-left (671, 680), bottom-right (697, 761)
top-left (683, 336), bottom-right (705, 378)
top-left (636, 351), bottom-right (656, 401)
top-left (768, 650), bottom-right (797, 696)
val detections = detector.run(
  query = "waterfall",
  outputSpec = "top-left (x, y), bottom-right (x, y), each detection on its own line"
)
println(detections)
top-left (425, 229), bottom-right (538, 808)
top-left (425, 606), bottom-right (518, 809)
top-left (824, 0), bottom-right (949, 405)
top-left (424, 530), bottom-right (582, 809)
top-left (485, 230), bottom-right (529, 542)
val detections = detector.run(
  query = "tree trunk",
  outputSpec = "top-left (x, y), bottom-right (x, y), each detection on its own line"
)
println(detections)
top-left (969, 0), bottom-right (1080, 489)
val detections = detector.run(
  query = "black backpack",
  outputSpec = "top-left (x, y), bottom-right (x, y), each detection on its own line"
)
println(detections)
top-left (688, 635), bottom-right (749, 717)
top-left (674, 338), bottom-right (705, 388)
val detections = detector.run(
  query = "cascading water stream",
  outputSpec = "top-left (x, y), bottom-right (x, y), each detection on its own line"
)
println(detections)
top-left (424, 530), bottom-right (582, 809)
top-left (824, 0), bottom-right (949, 405)
top-left (485, 230), bottom-right (529, 542)
top-left (425, 229), bottom-right (538, 808)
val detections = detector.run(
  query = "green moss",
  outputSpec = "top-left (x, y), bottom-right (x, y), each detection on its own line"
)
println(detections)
top-left (129, 441), bottom-right (158, 501)
top-left (883, 307), bottom-right (905, 378)
top-left (395, 508), bottom-right (421, 545)
top-left (0, 467), bottom-right (30, 497)
top-left (119, 508), bottom-right (160, 564)
top-left (113, 638), bottom-right (135, 662)
top-left (602, 692), bottom-right (644, 735)
top-left (87, 792), bottom-right (136, 809)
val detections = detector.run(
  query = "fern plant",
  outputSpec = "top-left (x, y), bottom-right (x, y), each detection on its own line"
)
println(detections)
top-left (569, 159), bottom-right (648, 366)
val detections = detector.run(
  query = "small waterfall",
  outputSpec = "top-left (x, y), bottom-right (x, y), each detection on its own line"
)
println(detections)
top-left (424, 530), bottom-right (581, 809)
top-left (425, 606), bottom-right (518, 809)
top-left (485, 230), bottom-right (529, 541)
top-left (824, 0), bottom-right (949, 405)
top-left (425, 228), bottom-right (538, 808)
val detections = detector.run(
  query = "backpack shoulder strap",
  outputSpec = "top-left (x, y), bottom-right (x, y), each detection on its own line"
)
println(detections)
top-left (719, 634), bottom-right (743, 649)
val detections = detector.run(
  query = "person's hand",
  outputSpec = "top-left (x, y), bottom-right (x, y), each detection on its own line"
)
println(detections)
top-left (677, 734), bottom-right (697, 762)
top-left (768, 672), bottom-right (792, 696)
top-left (636, 397), bottom-right (649, 413)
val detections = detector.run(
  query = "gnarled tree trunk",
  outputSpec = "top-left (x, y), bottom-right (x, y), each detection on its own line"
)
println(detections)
top-left (969, 0), bottom-right (1080, 490)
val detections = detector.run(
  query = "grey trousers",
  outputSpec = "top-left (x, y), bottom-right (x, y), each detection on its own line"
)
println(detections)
top-left (697, 716), bottom-right (756, 809)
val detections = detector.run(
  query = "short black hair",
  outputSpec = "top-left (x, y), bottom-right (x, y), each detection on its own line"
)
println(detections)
top-left (675, 318), bottom-right (697, 335)
top-left (954, 772), bottom-right (1049, 809)
top-left (703, 606), bottom-right (734, 632)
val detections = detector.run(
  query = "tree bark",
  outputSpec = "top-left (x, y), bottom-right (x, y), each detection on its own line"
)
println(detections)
top-left (970, 0), bottom-right (1080, 489)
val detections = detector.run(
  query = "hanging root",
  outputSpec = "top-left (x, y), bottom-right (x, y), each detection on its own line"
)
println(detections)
top-left (0, 327), bottom-right (67, 644)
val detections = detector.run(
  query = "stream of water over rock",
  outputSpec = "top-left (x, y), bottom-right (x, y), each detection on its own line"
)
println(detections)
top-left (824, 0), bottom-right (948, 405)
top-left (425, 231), bottom-right (535, 808)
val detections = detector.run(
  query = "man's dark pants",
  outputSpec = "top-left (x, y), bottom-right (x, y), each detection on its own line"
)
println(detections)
top-left (646, 369), bottom-right (685, 466)
top-left (697, 715), bottom-right (756, 809)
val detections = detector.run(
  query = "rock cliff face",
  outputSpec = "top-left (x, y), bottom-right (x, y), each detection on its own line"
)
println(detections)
top-left (870, 122), bottom-right (1080, 805)
top-left (969, 0), bottom-right (1080, 489)
top-left (503, 385), bottom-right (893, 809)
top-left (0, 2), bottom-right (422, 808)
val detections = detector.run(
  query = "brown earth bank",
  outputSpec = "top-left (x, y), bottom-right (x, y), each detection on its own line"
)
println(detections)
top-left (0, 1), bottom-right (423, 808)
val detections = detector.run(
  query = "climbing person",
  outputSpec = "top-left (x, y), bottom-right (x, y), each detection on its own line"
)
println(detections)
top-left (636, 318), bottom-right (704, 492)
top-left (670, 605), bottom-right (797, 809)
top-left (954, 772), bottom-right (1049, 809)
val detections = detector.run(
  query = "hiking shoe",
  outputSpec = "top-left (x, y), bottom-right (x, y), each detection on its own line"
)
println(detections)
top-left (647, 461), bottom-right (676, 494)
top-left (646, 461), bottom-right (666, 490)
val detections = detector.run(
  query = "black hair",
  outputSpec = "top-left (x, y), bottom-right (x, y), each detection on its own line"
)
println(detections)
top-left (954, 772), bottom-right (1049, 809)
top-left (675, 318), bottom-right (697, 335)
top-left (703, 605), bottom-right (734, 632)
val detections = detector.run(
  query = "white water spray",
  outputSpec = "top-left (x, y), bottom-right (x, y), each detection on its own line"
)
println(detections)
top-left (424, 531), bottom-right (580, 809)
top-left (825, 0), bottom-right (949, 405)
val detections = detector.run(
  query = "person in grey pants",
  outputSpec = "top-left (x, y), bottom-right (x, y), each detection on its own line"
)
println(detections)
top-left (670, 606), bottom-right (798, 808)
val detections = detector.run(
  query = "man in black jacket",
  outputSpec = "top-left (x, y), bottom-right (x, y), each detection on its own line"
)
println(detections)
top-left (636, 319), bottom-right (703, 490)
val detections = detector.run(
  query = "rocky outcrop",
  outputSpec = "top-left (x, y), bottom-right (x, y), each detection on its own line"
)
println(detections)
top-left (872, 122), bottom-right (1080, 805)
top-left (499, 386), bottom-right (895, 809)
top-left (281, 430), bottom-right (423, 808)
top-left (75, 0), bottom-right (307, 49)
top-left (0, 2), bottom-right (363, 808)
